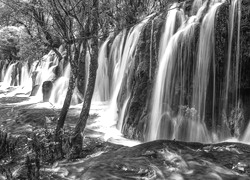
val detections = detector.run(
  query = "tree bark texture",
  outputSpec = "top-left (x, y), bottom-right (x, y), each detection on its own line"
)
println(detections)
top-left (77, 42), bottom-right (87, 99)
top-left (55, 73), bottom-right (76, 140)
top-left (72, 0), bottom-right (99, 146)
top-left (55, 44), bottom-right (80, 140)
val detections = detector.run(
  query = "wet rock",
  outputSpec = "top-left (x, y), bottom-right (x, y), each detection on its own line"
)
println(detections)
top-left (120, 15), bottom-right (165, 141)
top-left (42, 81), bottom-right (53, 102)
top-left (52, 140), bottom-right (250, 179)
top-left (30, 85), bottom-right (40, 96)
top-left (52, 65), bottom-right (61, 79)
top-left (31, 71), bottom-right (38, 88)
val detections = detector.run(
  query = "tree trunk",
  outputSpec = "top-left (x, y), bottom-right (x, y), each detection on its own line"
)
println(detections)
top-left (76, 42), bottom-right (87, 99)
top-left (71, 0), bottom-right (99, 152)
top-left (55, 44), bottom-right (80, 141)
top-left (55, 73), bottom-right (76, 140)
top-left (77, 16), bottom-right (91, 100)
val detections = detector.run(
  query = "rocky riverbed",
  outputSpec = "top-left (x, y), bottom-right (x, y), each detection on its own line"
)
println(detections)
top-left (0, 87), bottom-right (250, 179)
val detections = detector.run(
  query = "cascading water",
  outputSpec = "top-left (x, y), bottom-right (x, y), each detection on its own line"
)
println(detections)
top-left (112, 17), bottom-right (152, 130)
top-left (2, 62), bottom-right (17, 87)
top-left (20, 63), bottom-right (31, 87)
top-left (35, 51), bottom-right (59, 100)
top-left (158, 3), bottom-right (185, 61)
top-left (94, 38), bottom-right (111, 102)
top-left (99, 16), bottom-right (152, 129)
top-left (49, 63), bottom-right (71, 105)
top-left (192, 1), bottom-right (225, 142)
top-left (147, 1), bottom-right (232, 142)
top-left (109, 30), bottom-right (127, 94)
top-left (191, 0), bottom-right (203, 15)
top-left (49, 62), bottom-right (81, 106)
top-left (147, 4), bottom-right (196, 141)
top-left (0, 60), bottom-right (8, 82)
top-left (223, 0), bottom-right (243, 139)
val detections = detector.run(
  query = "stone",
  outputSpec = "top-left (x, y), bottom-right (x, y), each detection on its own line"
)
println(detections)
top-left (42, 81), bottom-right (53, 102)
top-left (30, 85), bottom-right (40, 96)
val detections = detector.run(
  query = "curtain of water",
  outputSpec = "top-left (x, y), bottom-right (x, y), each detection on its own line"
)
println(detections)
top-left (2, 62), bottom-right (17, 87)
top-left (222, 0), bottom-right (242, 140)
top-left (158, 4), bottom-right (185, 61)
top-left (109, 30), bottom-right (126, 95)
top-left (192, 2), bottom-right (223, 142)
top-left (0, 60), bottom-right (7, 82)
top-left (147, 5), bottom-right (188, 141)
top-left (21, 63), bottom-right (30, 87)
top-left (94, 38), bottom-right (111, 101)
top-left (147, 1), bottom-right (226, 142)
top-left (104, 17), bottom-right (151, 130)
top-left (35, 51), bottom-right (59, 99)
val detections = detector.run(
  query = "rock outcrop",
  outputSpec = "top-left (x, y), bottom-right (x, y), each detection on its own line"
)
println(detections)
top-left (42, 81), bottom-right (53, 102)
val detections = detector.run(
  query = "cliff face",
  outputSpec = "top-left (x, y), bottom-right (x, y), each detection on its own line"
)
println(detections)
top-left (114, 0), bottom-right (250, 142)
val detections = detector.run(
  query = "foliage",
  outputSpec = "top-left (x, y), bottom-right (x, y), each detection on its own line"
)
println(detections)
top-left (179, 105), bottom-right (199, 121)
top-left (17, 32), bottom-right (46, 63)
top-left (0, 127), bottom-right (73, 179)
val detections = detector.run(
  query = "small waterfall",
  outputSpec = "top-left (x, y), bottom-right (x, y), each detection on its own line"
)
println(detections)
top-left (192, 2), bottom-right (224, 142)
top-left (158, 3), bottom-right (185, 61)
top-left (104, 16), bottom-right (152, 129)
top-left (109, 30), bottom-right (127, 95)
top-left (94, 38), bottom-right (110, 101)
top-left (0, 60), bottom-right (7, 82)
top-left (191, 0), bottom-right (203, 15)
top-left (222, 0), bottom-right (243, 139)
top-left (224, 0), bottom-right (239, 117)
top-left (117, 97), bottom-right (130, 131)
top-left (49, 63), bottom-right (69, 105)
top-left (35, 51), bottom-right (59, 99)
top-left (2, 62), bottom-right (17, 87)
top-left (20, 63), bottom-right (31, 87)
top-left (147, 5), bottom-right (193, 141)
top-left (49, 63), bottom-right (80, 106)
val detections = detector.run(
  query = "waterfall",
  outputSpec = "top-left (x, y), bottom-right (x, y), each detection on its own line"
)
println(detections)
top-left (191, 0), bottom-right (203, 15)
top-left (158, 3), bottom-right (185, 61)
top-left (35, 51), bottom-right (59, 100)
top-left (102, 16), bottom-right (152, 129)
top-left (109, 30), bottom-right (127, 95)
top-left (0, 60), bottom-right (7, 82)
top-left (49, 62), bottom-right (81, 106)
top-left (20, 63), bottom-right (31, 87)
top-left (2, 62), bottom-right (17, 87)
top-left (147, 1), bottom-right (226, 142)
top-left (222, 0), bottom-right (243, 139)
top-left (192, 2), bottom-right (224, 142)
top-left (94, 38), bottom-right (111, 102)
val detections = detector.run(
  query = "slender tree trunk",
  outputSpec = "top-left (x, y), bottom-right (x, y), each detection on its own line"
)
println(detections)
top-left (55, 44), bottom-right (80, 140)
top-left (76, 42), bottom-right (87, 99)
top-left (55, 73), bottom-right (76, 139)
top-left (71, 0), bottom-right (99, 151)
top-left (77, 16), bottom-right (90, 99)
top-left (52, 48), bottom-right (63, 62)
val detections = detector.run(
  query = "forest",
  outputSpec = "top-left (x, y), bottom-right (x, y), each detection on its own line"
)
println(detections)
top-left (0, 0), bottom-right (250, 179)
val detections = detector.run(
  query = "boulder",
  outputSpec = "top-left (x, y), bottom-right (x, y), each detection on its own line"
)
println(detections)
top-left (30, 85), bottom-right (40, 96)
top-left (42, 81), bottom-right (53, 102)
